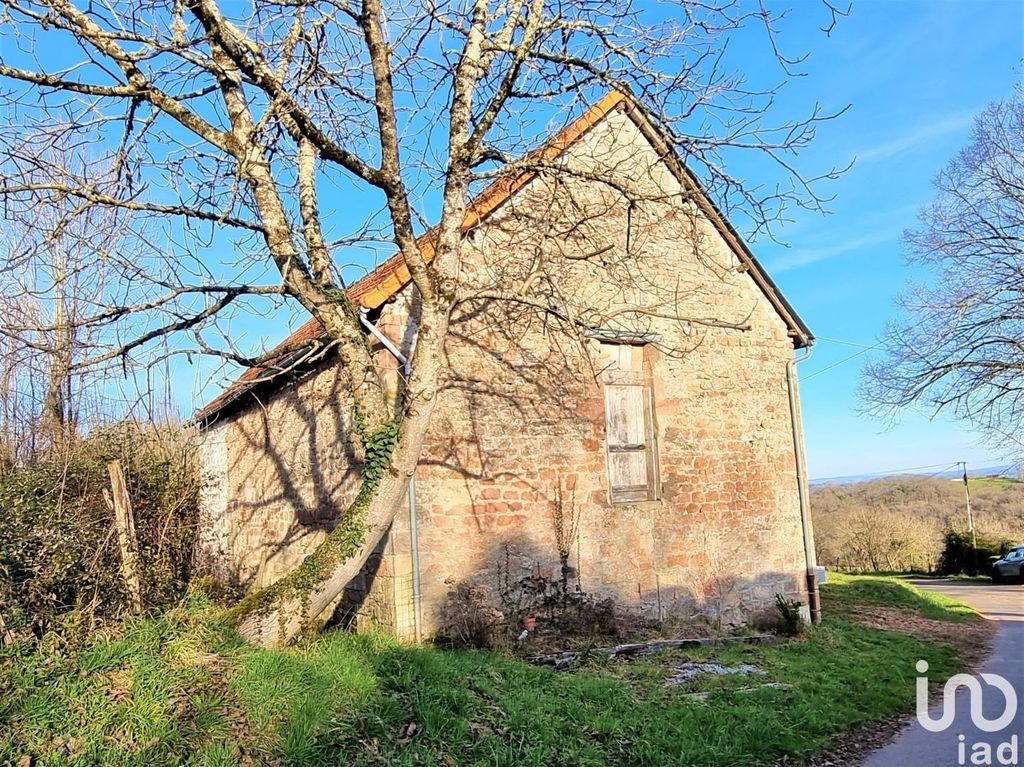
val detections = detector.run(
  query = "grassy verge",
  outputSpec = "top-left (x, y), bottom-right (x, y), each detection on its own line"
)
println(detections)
top-left (820, 572), bottom-right (982, 621)
top-left (0, 576), bottom-right (986, 767)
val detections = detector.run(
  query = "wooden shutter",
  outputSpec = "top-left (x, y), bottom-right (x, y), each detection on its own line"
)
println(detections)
top-left (605, 384), bottom-right (658, 503)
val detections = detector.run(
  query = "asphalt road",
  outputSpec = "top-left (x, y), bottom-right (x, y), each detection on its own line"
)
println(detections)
top-left (862, 579), bottom-right (1024, 767)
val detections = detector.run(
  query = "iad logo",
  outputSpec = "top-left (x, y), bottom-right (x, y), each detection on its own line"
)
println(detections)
top-left (916, 660), bottom-right (1018, 733)
top-left (916, 659), bottom-right (1019, 766)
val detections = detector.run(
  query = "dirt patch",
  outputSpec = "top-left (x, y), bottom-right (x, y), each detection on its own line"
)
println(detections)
top-left (849, 607), bottom-right (997, 667)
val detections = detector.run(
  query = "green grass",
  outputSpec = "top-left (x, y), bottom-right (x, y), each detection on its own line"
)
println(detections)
top-left (965, 476), bottom-right (1021, 489)
top-left (939, 573), bottom-right (994, 583)
top-left (0, 577), bottom-right (982, 767)
top-left (820, 572), bottom-right (982, 622)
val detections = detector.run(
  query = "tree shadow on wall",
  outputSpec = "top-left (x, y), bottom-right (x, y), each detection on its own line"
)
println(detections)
top-left (209, 361), bottom-right (364, 591)
top-left (209, 300), bottom-right (605, 599)
top-left (432, 535), bottom-right (804, 650)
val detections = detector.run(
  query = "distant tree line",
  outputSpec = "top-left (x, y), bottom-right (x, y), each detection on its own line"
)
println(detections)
top-left (812, 475), bottom-right (1024, 574)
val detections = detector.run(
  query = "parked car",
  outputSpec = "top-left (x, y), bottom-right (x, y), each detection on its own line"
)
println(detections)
top-left (991, 546), bottom-right (1024, 583)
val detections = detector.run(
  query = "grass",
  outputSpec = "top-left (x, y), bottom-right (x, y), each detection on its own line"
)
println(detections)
top-left (820, 572), bottom-right (982, 622)
top-left (0, 576), bottom-right (984, 767)
top-left (965, 476), bottom-right (1021, 489)
top-left (938, 573), bottom-right (994, 583)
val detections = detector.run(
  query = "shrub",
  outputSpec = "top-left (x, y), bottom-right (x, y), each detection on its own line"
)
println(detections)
top-left (774, 593), bottom-right (805, 636)
top-left (936, 530), bottom-right (1017, 576)
top-left (0, 422), bottom-right (199, 638)
top-left (438, 569), bottom-right (620, 650)
top-left (498, 568), bottom-right (618, 641)
top-left (436, 583), bottom-right (506, 649)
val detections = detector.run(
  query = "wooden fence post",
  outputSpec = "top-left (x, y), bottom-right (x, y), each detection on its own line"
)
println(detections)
top-left (105, 460), bottom-right (143, 612)
top-left (0, 611), bottom-right (14, 647)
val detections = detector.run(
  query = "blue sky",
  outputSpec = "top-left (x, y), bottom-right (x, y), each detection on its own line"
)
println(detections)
top-left (740, 0), bottom-right (1023, 480)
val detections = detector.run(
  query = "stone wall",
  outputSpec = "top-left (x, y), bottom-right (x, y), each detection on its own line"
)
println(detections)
top-left (412, 106), bottom-right (808, 634)
top-left (195, 421), bottom-right (231, 584)
top-left (196, 103), bottom-right (810, 638)
top-left (195, 296), bottom-right (416, 632)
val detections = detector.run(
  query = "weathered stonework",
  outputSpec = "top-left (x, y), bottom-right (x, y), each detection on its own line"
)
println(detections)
top-left (195, 421), bottom-right (231, 584)
top-left (196, 103), bottom-right (812, 639)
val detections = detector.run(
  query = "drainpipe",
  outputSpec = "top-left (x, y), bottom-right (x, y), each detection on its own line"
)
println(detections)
top-left (786, 345), bottom-right (821, 625)
top-left (359, 310), bottom-right (423, 643)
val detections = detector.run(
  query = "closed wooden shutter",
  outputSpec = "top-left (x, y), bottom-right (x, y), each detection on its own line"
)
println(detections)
top-left (605, 384), bottom-right (658, 503)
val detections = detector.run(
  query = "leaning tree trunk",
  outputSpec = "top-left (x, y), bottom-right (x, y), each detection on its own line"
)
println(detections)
top-left (223, 57), bottom-right (466, 644)
top-left (228, 314), bottom-right (449, 647)
top-left (229, 414), bottom-right (430, 646)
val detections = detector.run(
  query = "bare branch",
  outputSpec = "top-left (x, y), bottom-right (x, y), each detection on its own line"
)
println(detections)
top-left (863, 90), bottom-right (1024, 454)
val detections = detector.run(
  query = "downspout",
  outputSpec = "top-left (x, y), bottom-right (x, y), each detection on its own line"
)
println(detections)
top-left (786, 345), bottom-right (821, 625)
top-left (359, 310), bottom-right (423, 643)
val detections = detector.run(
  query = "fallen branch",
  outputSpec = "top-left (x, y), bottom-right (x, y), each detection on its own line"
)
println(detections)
top-left (529, 633), bottom-right (777, 669)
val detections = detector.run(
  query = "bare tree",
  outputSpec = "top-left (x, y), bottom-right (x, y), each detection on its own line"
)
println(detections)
top-left (863, 91), bottom-right (1024, 453)
top-left (0, 0), bottom-right (843, 645)
top-left (0, 173), bottom-right (135, 460)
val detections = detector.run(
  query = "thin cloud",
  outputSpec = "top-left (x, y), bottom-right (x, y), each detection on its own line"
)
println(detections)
top-left (768, 229), bottom-right (897, 273)
top-left (855, 112), bottom-right (975, 165)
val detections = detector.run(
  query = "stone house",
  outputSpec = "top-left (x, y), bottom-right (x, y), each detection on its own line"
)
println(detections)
top-left (194, 91), bottom-right (818, 641)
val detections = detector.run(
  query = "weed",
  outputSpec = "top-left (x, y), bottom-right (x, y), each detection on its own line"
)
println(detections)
top-left (774, 593), bottom-right (806, 636)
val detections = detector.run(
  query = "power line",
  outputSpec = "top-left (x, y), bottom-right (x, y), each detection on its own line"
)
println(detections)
top-left (811, 461), bottom-right (962, 483)
top-left (802, 341), bottom-right (884, 381)
top-left (924, 462), bottom-right (962, 479)
top-left (802, 314), bottom-right (939, 381)
top-left (814, 336), bottom-right (878, 349)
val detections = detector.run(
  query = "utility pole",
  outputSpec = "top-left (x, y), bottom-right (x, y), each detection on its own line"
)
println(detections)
top-left (961, 462), bottom-right (976, 549)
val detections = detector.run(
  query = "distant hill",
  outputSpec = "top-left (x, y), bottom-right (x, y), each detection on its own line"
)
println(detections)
top-left (811, 474), bottom-right (1024, 573)
top-left (811, 465), bottom-right (1020, 487)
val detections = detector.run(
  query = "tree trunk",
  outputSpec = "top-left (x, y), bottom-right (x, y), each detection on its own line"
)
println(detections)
top-left (232, 460), bottom-right (411, 646)
top-left (229, 337), bottom-right (446, 647)
top-left (230, 412), bottom-right (435, 646)
top-left (42, 262), bottom-right (75, 449)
